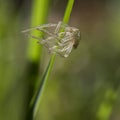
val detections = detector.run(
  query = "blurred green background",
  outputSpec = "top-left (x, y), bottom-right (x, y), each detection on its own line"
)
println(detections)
top-left (0, 0), bottom-right (120, 120)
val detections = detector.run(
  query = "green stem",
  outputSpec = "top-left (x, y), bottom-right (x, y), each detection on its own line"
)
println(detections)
top-left (33, 54), bottom-right (55, 119)
top-left (32, 0), bottom-right (75, 119)
top-left (63, 0), bottom-right (74, 23)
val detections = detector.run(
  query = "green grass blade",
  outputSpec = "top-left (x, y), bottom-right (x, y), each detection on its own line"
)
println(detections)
top-left (32, 0), bottom-right (75, 119)
top-left (33, 54), bottom-right (55, 119)
top-left (63, 0), bottom-right (75, 23)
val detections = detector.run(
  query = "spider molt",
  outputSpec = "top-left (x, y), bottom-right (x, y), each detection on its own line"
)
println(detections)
top-left (22, 21), bottom-right (81, 58)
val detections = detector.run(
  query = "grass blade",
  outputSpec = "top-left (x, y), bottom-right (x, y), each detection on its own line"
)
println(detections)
top-left (32, 0), bottom-right (75, 119)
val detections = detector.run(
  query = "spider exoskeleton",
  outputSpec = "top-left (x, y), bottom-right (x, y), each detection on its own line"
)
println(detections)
top-left (22, 21), bottom-right (81, 57)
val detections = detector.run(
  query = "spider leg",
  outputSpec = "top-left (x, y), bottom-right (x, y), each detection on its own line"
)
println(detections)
top-left (48, 46), bottom-right (65, 57)
top-left (65, 26), bottom-right (78, 32)
top-left (54, 21), bottom-right (62, 34)
top-left (60, 35), bottom-right (74, 43)
top-left (54, 21), bottom-right (70, 33)
top-left (25, 33), bottom-right (43, 41)
top-left (58, 42), bottom-right (72, 52)
top-left (49, 41), bottom-right (71, 55)
top-left (57, 41), bottom-right (70, 47)
top-left (25, 33), bottom-right (54, 45)
top-left (37, 23), bottom-right (57, 29)
top-left (54, 46), bottom-right (71, 58)
top-left (59, 42), bottom-right (74, 57)
top-left (24, 33), bottom-right (52, 51)
top-left (54, 21), bottom-right (71, 38)
top-left (36, 28), bottom-right (53, 36)
top-left (40, 36), bottom-right (56, 44)
top-left (45, 40), bottom-right (73, 57)
top-left (64, 43), bottom-right (74, 57)
top-left (54, 21), bottom-right (70, 36)
top-left (36, 28), bottom-right (61, 41)
top-left (40, 36), bottom-right (60, 53)
top-left (21, 23), bottom-right (57, 33)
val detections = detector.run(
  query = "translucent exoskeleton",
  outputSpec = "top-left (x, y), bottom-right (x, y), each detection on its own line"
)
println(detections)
top-left (22, 21), bottom-right (81, 57)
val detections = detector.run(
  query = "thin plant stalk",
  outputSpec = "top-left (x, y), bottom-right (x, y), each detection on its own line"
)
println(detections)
top-left (33, 53), bottom-right (56, 119)
top-left (32, 0), bottom-right (75, 119)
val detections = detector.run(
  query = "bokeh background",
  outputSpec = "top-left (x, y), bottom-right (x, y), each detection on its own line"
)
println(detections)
top-left (0, 0), bottom-right (120, 120)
